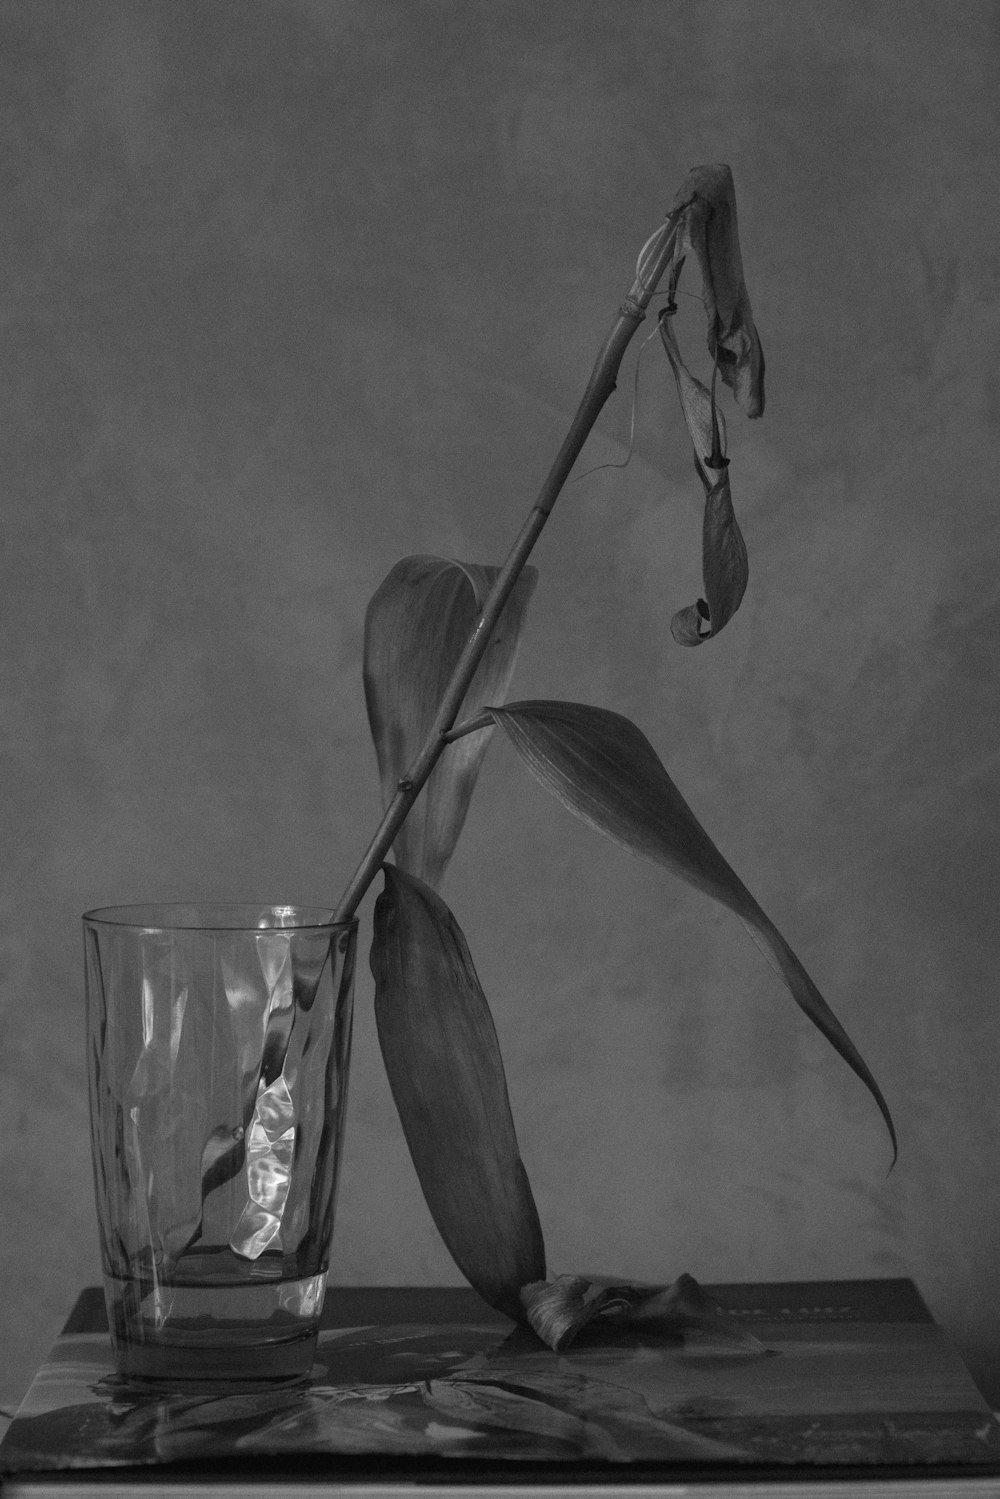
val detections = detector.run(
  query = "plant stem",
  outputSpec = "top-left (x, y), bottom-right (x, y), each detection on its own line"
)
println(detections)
top-left (332, 214), bottom-right (682, 924)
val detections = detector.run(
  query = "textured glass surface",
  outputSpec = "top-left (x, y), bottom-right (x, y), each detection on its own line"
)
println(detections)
top-left (84, 903), bottom-right (356, 1385)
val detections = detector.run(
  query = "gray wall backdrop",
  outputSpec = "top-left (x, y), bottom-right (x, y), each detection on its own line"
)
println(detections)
top-left (2, 0), bottom-right (999, 1409)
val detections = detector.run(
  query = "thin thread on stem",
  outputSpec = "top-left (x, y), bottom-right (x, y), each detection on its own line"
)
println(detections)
top-left (570, 321), bottom-right (663, 484)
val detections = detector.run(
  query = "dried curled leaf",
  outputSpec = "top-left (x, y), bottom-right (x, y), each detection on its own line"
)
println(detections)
top-left (659, 312), bottom-right (748, 645)
top-left (371, 863), bottom-right (546, 1319)
top-left (668, 472), bottom-right (747, 647)
top-left (672, 164), bottom-right (765, 418)
top-left (487, 700), bottom-right (896, 1162)
top-left (659, 305), bottom-right (729, 490)
top-left (364, 557), bottom-right (536, 888)
top-left (520, 1272), bottom-right (770, 1354)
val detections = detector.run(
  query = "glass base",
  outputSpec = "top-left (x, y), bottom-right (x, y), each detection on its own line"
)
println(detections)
top-left (114, 1333), bottom-right (318, 1388)
top-left (105, 1266), bottom-right (326, 1386)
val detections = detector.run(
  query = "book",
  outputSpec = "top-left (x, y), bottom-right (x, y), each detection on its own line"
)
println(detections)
top-left (1, 1279), bottom-right (998, 1496)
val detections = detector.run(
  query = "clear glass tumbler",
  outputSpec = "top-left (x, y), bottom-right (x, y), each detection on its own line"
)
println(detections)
top-left (84, 903), bottom-right (356, 1386)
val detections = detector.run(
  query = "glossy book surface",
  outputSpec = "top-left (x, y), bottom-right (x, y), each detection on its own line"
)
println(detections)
top-left (2, 1280), bottom-right (998, 1487)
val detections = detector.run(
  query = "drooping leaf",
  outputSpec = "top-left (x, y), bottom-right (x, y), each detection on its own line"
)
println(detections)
top-left (371, 863), bottom-right (546, 1318)
top-left (667, 470), bottom-right (747, 647)
top-left (659, 305), bottom-right (729, 490)
top-left (364, 556), bottom-right (537, 889)
top-left (487, 700), bottom-right (896, 1161)
top-left (520, 1272), bottom-right (770, 1354)
top-left (671, 164), bottom-right (765, 418)
top-left (659, 312), bottom-right (748, 645)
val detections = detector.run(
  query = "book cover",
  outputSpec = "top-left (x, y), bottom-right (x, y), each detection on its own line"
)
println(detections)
top-left (1, 1280), bottom-right (998, 1493)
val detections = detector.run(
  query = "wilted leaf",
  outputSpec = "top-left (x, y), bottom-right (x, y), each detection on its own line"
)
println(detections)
top-left (659, 312), bottom-right (748, 646)
top-left (371, 863), bottom-right (546, 1318)
top-left (659, 306), bottom-right (728, 488)
top-left (487, 701), bottom-right (896, 1161)
top-left (364, 556), bottom-right (537, 888)
top-left (669, 468), bottom-right (748, 646)
top-left (520, 1272), bottom-right (770, 1354)
top-left (672, 164), bottom-right (765, 418)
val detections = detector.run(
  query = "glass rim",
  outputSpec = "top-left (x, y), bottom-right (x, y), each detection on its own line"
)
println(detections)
top-left (82, 902), bottom-right (358, 934)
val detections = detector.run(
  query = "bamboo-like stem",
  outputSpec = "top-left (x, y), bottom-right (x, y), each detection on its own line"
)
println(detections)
top-left (332, 213), bottom-right (683, 924)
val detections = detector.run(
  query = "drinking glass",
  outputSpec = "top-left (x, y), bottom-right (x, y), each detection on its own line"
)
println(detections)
top-left (84, 903), bottom-right (356, 1386)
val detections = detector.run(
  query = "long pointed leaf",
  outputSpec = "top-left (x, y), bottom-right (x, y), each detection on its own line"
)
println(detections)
top-left (371, 863), bottom-right (546, 1317)
top-left (364, 556), bottom-right (537, 888)
top-left (488, 700), bottom-right (896, 1161)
